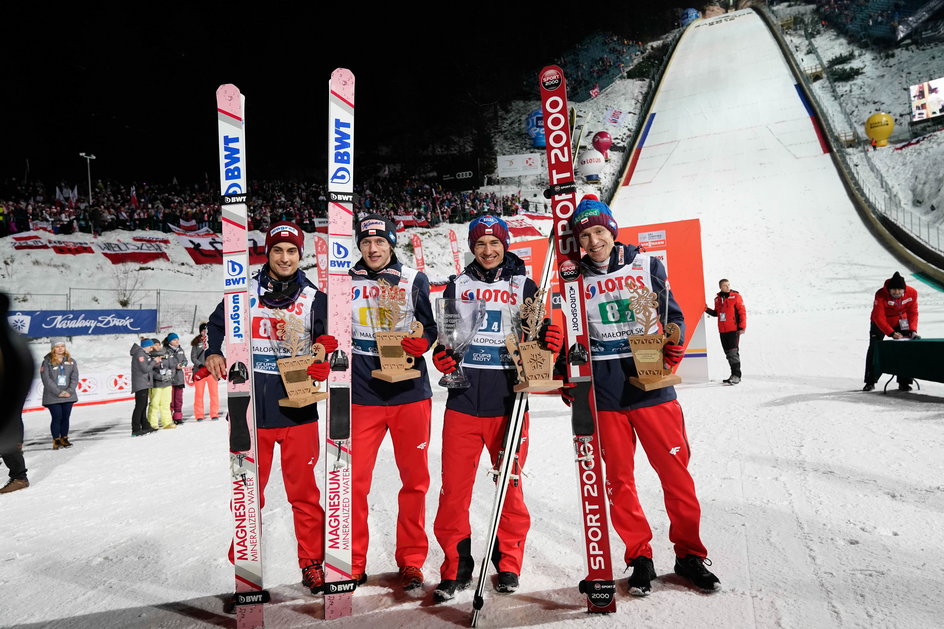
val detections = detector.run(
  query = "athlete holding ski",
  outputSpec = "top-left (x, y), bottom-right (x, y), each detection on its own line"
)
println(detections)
top-left (431, 215), bottom-right (561, 602)
top-left (205, 220), bottom-right (338, 598)
top-left (568, 195), bottom-right (721, 595)
top-left (349, 214), bottom-right (437, 591)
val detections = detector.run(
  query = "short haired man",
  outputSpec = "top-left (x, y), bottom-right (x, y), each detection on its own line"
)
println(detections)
top-left (569, 195), bottom-right (719, 595)
top-left (205, 221), bottom-right (337, 599)
top-left (348, 214), bottom-right (437, 591)
top-left (705, 279), bottom-right (746, 385)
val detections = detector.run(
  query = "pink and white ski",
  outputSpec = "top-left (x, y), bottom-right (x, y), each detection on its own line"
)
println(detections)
top-left (324, 67), bottom-right (357, 620)
top-left (217, 84), bottom-right (268, 629)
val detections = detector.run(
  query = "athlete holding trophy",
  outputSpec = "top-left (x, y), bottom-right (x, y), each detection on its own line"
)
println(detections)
top-left (348, 214), bottom-right (438, 592)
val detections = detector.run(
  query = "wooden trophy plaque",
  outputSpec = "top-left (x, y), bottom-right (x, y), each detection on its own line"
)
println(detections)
top-left (274, 310), bottom-right (329, 407)
top-left (371, 279), bottom-right (424, 382)
top-left (506, 288), bottom-right (558, 392)
top-left (626, 286), bottom-right (682, 391)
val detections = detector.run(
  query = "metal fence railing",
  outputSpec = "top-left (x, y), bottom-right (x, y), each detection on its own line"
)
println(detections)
top-left (762, 5), bottom-right (944, 258)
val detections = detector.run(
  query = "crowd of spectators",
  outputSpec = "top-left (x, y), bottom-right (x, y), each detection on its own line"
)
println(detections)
top-left (0, 176), bottom-right (541, 237)
top-left (547, 33), bottom-right (645, 101)
top-left (815, 0), bottom-right (913, 41)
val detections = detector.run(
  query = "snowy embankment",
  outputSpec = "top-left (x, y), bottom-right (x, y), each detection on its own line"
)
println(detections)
top-left (3, 8), bottom-right (944, 629)
top-left (772, 2), bottom-right (944, 222)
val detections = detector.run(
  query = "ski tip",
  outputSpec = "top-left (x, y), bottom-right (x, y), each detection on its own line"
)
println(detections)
top-left (539, 66), bottom-right (566, 94)
top-left (216, 84), bottom-right (243, 118)
top-left (330, 68), bottom-right (355, 104)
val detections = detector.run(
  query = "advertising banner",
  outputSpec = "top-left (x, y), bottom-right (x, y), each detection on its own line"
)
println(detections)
top-left (497, 153), bottom-right (544, 178)
top-left (909, 77), bottom-right (944, 122)
top-left (448, 229), bottom-right (462, 275)
top-left (411, 233), bottom-right (426, 272)
top-left (7, 309), bottom-right (158, 338)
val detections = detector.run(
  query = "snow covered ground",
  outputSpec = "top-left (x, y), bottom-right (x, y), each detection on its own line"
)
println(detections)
top-left (3, 8), bottom-right (944, 629)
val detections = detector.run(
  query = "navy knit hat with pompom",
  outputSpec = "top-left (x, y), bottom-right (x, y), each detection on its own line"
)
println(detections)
top-left (570, 194), bottom-right (619, 240)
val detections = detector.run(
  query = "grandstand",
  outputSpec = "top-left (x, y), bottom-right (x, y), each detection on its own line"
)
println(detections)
top-left (816, 0), bottom-right (943, 43)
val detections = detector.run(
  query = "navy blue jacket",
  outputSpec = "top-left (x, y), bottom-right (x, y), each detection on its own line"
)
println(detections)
top-left (583, 244), bottom-right (684, 411)
top-left (351, 257), bottom-right (437, 406)
top-left (444, 252), bottom-right (537, 418)
top-left (207, 266), bottom-right (327, 429)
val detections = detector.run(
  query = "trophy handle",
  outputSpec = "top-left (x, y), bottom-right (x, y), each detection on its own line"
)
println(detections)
top-left (664, 323), bottom-right (681, 345)
top-left (407, 320), bottom-right (424, 339)
top-left (311, 343), bottom-right (326, 364)
top-left (505, 333), bottom-right (525, 382)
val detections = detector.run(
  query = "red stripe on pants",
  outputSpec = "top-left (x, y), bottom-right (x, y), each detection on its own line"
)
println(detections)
top-left (229, 421), bottom-right (325, 570)
top-left (597, 401), bottom-right (707, 562)
top-left (433, 408), bottom-right (530, 578)
top-left (351, 399), bottom-right (432, 573)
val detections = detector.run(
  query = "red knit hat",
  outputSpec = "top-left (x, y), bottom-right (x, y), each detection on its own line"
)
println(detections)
top-left (265, 221), bottom-right (304, 256)
top-left (467, 215), bottom-right (510, 252)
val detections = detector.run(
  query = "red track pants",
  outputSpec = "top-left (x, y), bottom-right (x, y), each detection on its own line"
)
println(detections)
top-left (228, 421), bottom-right (325, 570)
top-left (433, 409), bottom-right (530, 579)
top-left (597, 401), bottom-right (708, 562)
top-left (351, 399), bottom-right (432, 574)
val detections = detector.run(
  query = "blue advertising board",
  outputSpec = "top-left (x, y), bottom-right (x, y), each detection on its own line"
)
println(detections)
top-left (6, 309), bottom-right (158, 337)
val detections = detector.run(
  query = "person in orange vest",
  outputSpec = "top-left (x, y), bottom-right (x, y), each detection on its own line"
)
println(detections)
top-left (705, 279), bottom-right (746, 385)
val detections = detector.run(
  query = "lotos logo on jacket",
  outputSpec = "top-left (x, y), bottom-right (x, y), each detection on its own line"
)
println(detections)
top-left (584, 274), bottom-right (646, 299)
top-left (352, 284), bottom-right (406, 301)
top-left (461, 288), bottom-right (517, 305)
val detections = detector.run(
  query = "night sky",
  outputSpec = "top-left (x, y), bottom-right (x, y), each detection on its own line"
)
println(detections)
top-left (3, 3), bottom-right (689, 186)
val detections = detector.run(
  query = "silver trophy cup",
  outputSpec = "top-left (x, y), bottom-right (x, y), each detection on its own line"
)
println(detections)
top-left (436, 297), bottom-right (487, 388)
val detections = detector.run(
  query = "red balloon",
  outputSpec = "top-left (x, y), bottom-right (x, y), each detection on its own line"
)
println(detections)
top-left (592, 131), bottom-right (612, 156)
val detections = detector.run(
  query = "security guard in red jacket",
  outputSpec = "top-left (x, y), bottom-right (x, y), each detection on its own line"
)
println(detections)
top-left (864, 272), bottom-right (919, 391)
top-left (705, 279), bottom-right (746, 384)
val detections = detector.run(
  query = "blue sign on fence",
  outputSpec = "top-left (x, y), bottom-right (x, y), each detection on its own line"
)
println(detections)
top-left (6, 309), bottom-right (158, 337)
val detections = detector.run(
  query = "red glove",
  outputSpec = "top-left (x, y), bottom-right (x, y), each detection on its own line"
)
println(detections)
top-left (538, 319), bottom-right (563, 353)
top-left (401, 336), bottom-right (429, 357)
top-left (432, 347), bottom-right (457, 374)
top-left (193, 366), bottom-right (211, 381)
top-left (316, 335), bottom-right (339, 355)
top-left (663, 344), bottom-right (684, 369)
top-left (307, 360), bottom-right (330, 382)
top-left (558, 381), bottom-right (577, 407)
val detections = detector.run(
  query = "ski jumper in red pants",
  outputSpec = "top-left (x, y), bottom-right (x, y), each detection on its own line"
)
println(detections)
top-left (433, 251), bottom-right (537, 580)
top-left (582, 243), bottom-right (709, 564)
top-left (207, 264), bottom-right (329, 571)
top-left (349, 255), bottom-right (437, 575)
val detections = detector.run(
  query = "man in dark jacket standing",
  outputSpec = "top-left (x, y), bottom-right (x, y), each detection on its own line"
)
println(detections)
top-left (863, 271), bottom-right (919, 391)
top-left (205, 221), bottom-right (337, 596)
top-left (570, 195), bottom-right (719, 596)
top-left (348, 214), bottom-right (437, 591)
top-left (705, 279), bottom-right (747, 384)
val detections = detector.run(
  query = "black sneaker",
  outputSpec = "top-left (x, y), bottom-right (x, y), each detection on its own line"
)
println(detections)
top-left (674, 555), bottom-right (720, 592)
top-left (899, 384), bottom-right (913, 392)
top-left (433, 579), bottom-right (469, 602)
top-left (627, 556), bottom-right (656, 596)
top-left (727, 376), bottom-right (741, 385)
top-left (495, 572), bottom-right (519, 594)
top-left (862, 383), bottom-right (875, 391)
